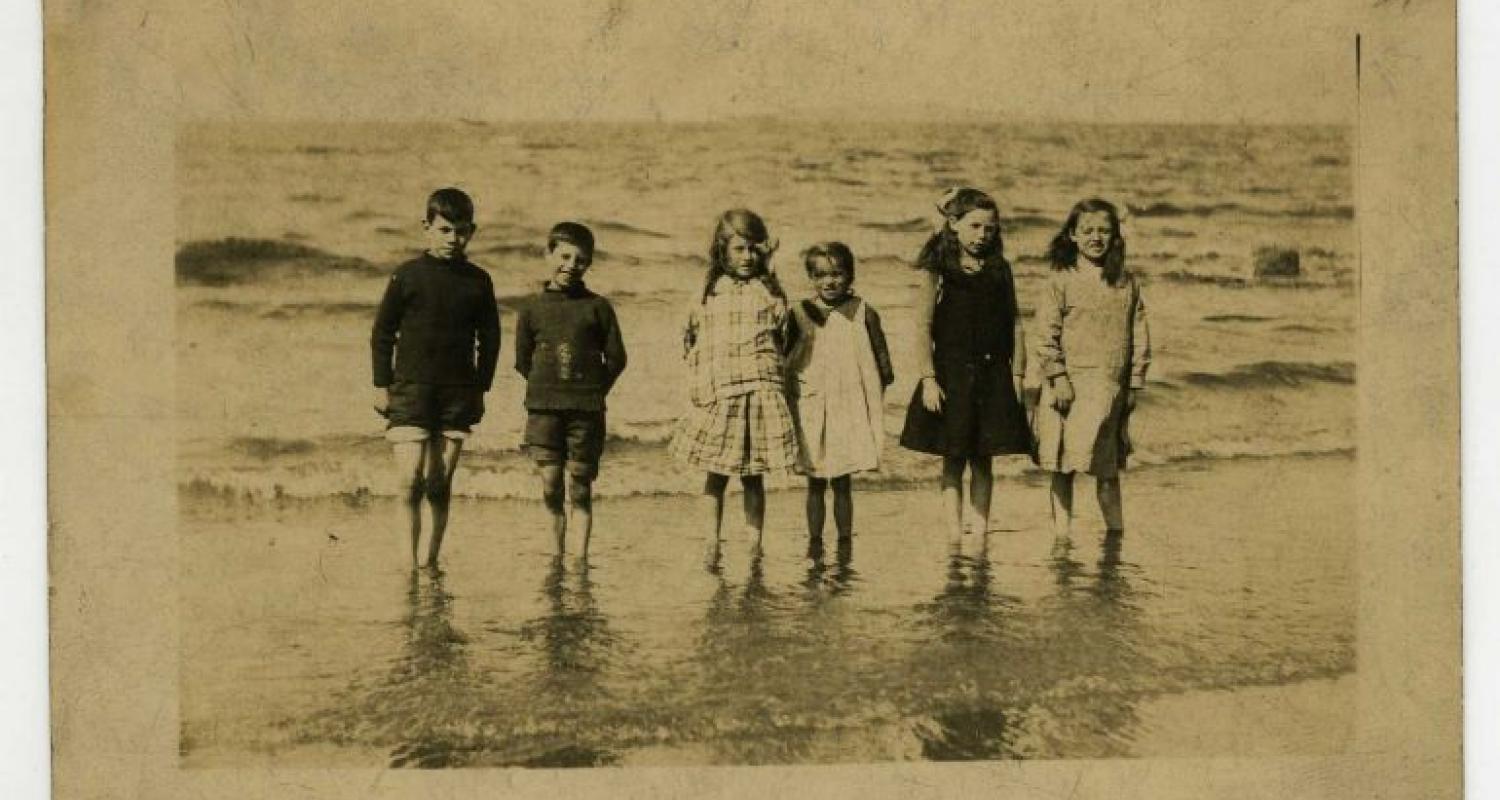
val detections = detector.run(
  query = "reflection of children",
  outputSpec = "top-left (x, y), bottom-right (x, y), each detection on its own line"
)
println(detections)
top-left (785, 242), bottom-right (894, 541)
top-left (371, 188), bottom-right (501, 571)
top-left (899, 187), bottom-right (1031, 541)
top-left (671, 209), bottom-right (798, 542)
top-left (514, 222), bottom-right (627, 553)
top-left (1033, 199), bottom-right (1150, 538)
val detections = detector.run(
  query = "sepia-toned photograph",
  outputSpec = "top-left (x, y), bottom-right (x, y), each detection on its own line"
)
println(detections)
top-left (46, 0), bottom-right (1462, 796)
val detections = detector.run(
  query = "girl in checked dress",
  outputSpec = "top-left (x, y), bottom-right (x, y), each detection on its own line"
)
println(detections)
top-left (672, 209), bottom-right (800, 542)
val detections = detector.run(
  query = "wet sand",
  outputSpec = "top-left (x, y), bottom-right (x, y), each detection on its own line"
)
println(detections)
top-left (180, 453), bottom-right (1354, 767)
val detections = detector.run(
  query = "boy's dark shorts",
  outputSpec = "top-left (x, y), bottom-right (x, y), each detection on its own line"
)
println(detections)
top-left (524, 410), bottom-right (606, 479)
top-left (383, 381), bottom-right (485, 441)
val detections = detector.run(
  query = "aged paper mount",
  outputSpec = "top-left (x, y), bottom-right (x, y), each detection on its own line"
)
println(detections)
top-left (45, 1), bottom-right (1459, 798)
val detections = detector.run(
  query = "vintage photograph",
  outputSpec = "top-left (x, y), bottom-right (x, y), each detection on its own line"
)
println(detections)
top-left (46, 0), bottom-right (1461, 795)
top-left (176, 101), bottom-right (1355, 771)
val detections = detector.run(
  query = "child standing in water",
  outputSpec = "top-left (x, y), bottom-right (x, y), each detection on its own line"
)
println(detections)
top-left (671, 209), bottom-right (799, 542)
top-left (514, 222), bottom-right (628, 554)
top-left (785, 242), bottom-right (895, 542)
top-left (1033, 199), bottom-right (1151, 538)
top-left (899, 187), bottom-right (1032, 541)
top-left (371, 188), bottom-right (501, 571)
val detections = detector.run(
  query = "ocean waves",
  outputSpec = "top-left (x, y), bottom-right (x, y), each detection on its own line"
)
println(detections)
top-left (180, 365), bottom-right (1354, 505)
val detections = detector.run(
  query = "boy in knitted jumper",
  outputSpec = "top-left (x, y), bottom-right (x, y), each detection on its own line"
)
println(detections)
top-left (371, 188), bottom-right (501, 570)
top-left (513, 222), bottom-right (628, 552)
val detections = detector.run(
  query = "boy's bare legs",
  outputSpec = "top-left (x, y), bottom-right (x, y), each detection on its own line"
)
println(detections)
top-left (741, 475), bottom-right (766, 541)
top-left (540, 465), bottom-right (567, 551)
top-left (940, 456), bottom-right (966, 542)
top-left (967, 456), bottom-right (993, 535)
top-left (422, 436), bottom-right (464, 569)
top-left (805, 477), bottom-right (828, 540)
top-left (567, 472), bottom-right (594, 555)
top-left (393, 440), bottom-right (428, 568)
top-left (701, 472), bottom-right (730, 540)
top-left (1049, 472), bottom-right (1076, 540)
top-left (830, 475), bottom-right (853, 541)
top-left (1097, 476), bottom-right (1124, 533)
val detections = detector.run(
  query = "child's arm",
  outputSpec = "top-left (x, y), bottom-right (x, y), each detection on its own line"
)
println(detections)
top-left (600, 300), bottom-right (628, 392)
top-left (513, 302), bottom-right (534, 378)
top-left (476, 276), bottom-right (502, 391)
top-left (1004, 261), bottom-right (1027, 384)
top-left (913, 270), bottom-right (938, 379)
top-left (782, 309), bottom-right (803, 356)
top-left (1129, 281), bottom-right (1151, 390)
top-left (770, 295), bottom-right (791, 354)
top-left (370, 271), bottom-right (405, 388)
top-left (1034, 275), bottom-right (1068, 382)
top-left (681, 307), bottom-right (698, 358)
top-left (864, 305), bottom-right (896, 390)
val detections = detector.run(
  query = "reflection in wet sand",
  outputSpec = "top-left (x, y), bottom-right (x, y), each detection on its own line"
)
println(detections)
top-left (189, 457), bottom-right (1355, 765)
top-left (512, 554), bottom-right (624, 767)
top-left (906, 532), bottom-right (1157, 759)
top-left (296, 570), bottom-right (487, 767)
top-left (906, 536), bottom-right (1026, 760)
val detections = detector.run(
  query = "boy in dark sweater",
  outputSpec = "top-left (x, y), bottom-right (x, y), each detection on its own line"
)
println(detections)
top-left (514, 222), bottom-right (627, 552)
top-left (371, 188), bottom-right (501, 570)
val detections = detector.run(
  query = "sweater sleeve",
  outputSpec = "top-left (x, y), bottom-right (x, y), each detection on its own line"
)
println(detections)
top-left (370, 271), bottom-right (404, 388)
top-left (600, 299), bottom-right (628, 392)
top-left (475, 274), bottom-right (502, 391)
top-left (782, 308), bottom-right (803, 356)
top-left (864, 304), bottom-right (896, 389)
top-left (1129, 279), bottom-right (1151, 390)
top-left (913, 270), bottom-right (938, 377)
top-left (1034, 274), bottom-right (1068, 381)
top-left (513, 300), bottom-right (534, 379)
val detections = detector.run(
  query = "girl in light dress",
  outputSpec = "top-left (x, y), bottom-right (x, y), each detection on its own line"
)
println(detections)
top-left (1033, 198), bottom-right (1151, 539)
top-left (784, 242), bottom-right (894, 542)
top-left (671, 209), bottom-right (799, 542)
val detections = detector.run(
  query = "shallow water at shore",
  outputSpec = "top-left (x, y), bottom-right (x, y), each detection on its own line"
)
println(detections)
top-left (181, 453), bottom-right (1354, 767)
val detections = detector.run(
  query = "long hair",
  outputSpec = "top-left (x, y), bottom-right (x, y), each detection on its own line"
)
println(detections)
top-left (701, 208), bottom-right (786, 304)
top-left (916, 186), bottom-right (1007, 276)
top-left (1047, 198), bottom-right (1127, 285)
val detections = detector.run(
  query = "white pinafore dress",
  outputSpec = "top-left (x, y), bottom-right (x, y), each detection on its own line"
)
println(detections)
top-left (786, 298), bottom-right (887, 478)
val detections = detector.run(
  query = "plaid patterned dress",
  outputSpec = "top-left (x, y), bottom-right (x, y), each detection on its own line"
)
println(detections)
top-left (671, 277), bottom-right (800, 475)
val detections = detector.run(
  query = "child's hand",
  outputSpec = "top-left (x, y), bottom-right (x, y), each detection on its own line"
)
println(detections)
top-left (1051, 376), bottom-right (1074, 414)
top-left (373, 387), bottom-right (390, 416)
top-left (920, 376), bottom-right (945, 413)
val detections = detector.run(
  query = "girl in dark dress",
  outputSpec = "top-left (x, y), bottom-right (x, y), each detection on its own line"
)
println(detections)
top-left (899, 187), bottom-right (1031, 541)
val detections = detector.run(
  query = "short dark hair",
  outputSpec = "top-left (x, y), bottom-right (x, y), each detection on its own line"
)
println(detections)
top-left (547, 221), bottom-right (596, 260)
top-left (426, 187), bottom-right (475, 224)
top-left (803, 241), bottom-right (856, 282)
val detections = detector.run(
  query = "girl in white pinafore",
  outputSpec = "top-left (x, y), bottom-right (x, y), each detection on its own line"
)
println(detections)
top-left (785, 242), bottom-right (894, 541)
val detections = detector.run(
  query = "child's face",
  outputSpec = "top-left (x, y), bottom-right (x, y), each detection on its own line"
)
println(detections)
top-left (808, 257), bottom-right (852, 304)
top-left (547, 241), bottom-right (592, 290)
top-left (423, 214), bottom-right (476, 260)
top-left (949, 208), bottom-right (999, 257)
top-left (724, 235), bottom-right (761, 280)
top-left (1069, 211), bottom-right (1114, 265)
